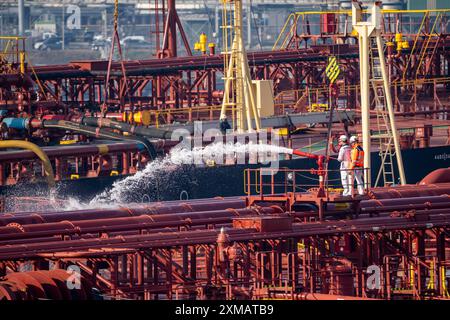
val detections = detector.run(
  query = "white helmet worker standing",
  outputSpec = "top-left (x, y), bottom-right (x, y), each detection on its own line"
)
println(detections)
top-left (349, 135), bottom-right (365, 195)
top-left (337, 134), bottom-right (352, 196)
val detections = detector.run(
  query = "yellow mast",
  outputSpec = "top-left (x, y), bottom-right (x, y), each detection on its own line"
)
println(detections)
top-left (220, 0), bottom-right (261, 133)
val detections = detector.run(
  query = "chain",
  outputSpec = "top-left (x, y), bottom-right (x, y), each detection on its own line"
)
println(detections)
top-left (114, 0), bottom-right (119, 31)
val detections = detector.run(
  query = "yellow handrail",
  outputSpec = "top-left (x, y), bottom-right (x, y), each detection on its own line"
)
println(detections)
top-left (134, 76), bottom-right (449, 123)
top-left (0, 140), bottom-right (55, 188)
top-left (273, 9), bottom-right (449, 50)
top-left (289, 9), bottom-right (450, 16)
top-left (402, 12), bottom-right (429, 81)
top-left (414, 13), bottom-right (442, 79)
top-left (273, 13), bottom-right (295, 50)
top-left (274, 76), bottom-right (450, 106)
top-left (255, 170), bottom-right (260, 194)
top-left (0, 36), bottom-right (26, 40)
top-left (243, 168), bottom-right (248, 194)
top-left (2, 40), bottom-right (12, 55)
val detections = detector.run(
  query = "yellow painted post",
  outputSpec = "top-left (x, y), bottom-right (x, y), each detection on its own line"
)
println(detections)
top-left (409, 264), bottom-right (415, 289)
top-left (427, 260), bottom-right (435, 290)
top-left (441, 266), bottom-right (449, 297)
top-left (20, 52), bottom-right (25, 74)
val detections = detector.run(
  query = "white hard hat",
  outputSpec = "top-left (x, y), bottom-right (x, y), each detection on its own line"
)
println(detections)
top-left (350, 136), bottom-right (358, 143)
top-left (338, 135), bottom-right (348, 142)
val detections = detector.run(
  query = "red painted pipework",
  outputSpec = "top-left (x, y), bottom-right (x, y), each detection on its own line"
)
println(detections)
top-left (7, 196), bottom-right (245, 217)
top-left (371, 183), bottom-right (450, 190)
top-left (291, 149), bottom-right (326, 191)
top-left (0, 207), bottom-right (283, 242)
top-left (361, 202), bottom-right (450, 214)
top-left (1, 212), bottom-right (449, 261)
top-left (270, 292), bottom-right (377, 300)
top-left (0, 228), bottom-right (254, 260)
top-left (419, 167), bottom-right (450, 185)
top-left (41, 114), bottom-right (66, 121)
top-left (0, 270), bottom-right (93, 300)
top-left (368, 184), bottom-right (450, 199)
top-left (360, 195), bottom-right (450, 209)
top-left (0, 198), bottom-right (246, 226)
top-left (0, 142), bottom-right (147, 162)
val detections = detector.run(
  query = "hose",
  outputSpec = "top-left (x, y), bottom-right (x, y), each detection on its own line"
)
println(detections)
top-left (42, 119), bottom-right (157, 159)
top-left (0, 140), bottom-right (55, 188)
top-left (78, 117), bottom-right (173, 140)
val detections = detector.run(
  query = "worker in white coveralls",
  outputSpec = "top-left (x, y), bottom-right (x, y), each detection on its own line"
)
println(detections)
top-left (337, 135), bottom-right (352, 196)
